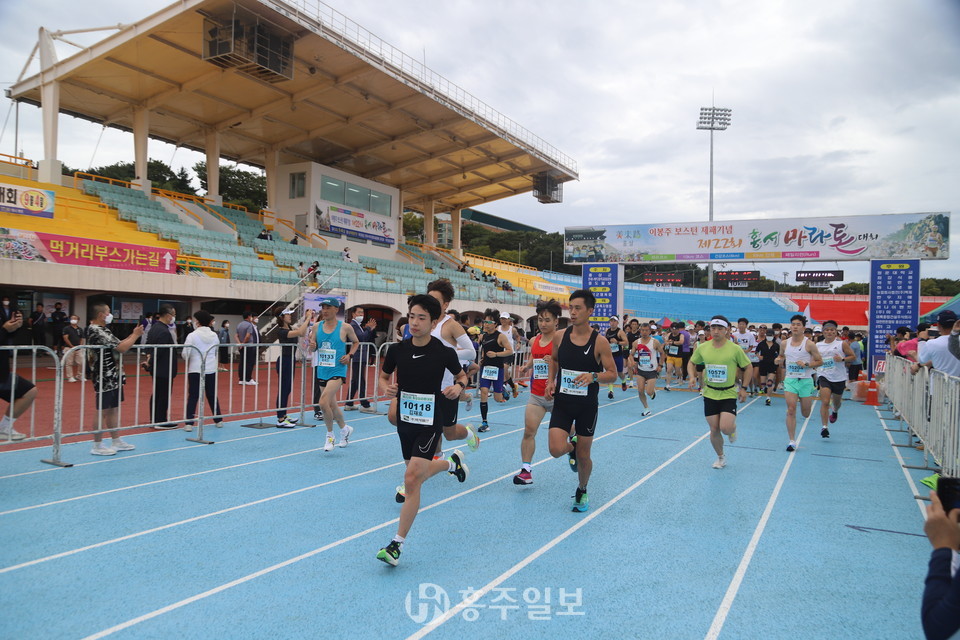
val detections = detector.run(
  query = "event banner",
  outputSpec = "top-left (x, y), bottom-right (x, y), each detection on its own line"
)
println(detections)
top-left (564, 212), bottom-right (950, 264)
top-left (867, 260), bottom-right (920, 378)
top-left (0, 181), bottom-right (55, 219)
top-left (317, 204), bottom-right (395, 245)
top-left (582, 263), bottom-right (623, 327)
top-left (0, 228), bottom-right (177, 273)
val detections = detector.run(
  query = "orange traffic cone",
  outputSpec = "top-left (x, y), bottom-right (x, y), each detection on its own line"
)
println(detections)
top-left (858, 370), bottom-right (867, 382)
top-left (864, 380), bottom-right (881, 406)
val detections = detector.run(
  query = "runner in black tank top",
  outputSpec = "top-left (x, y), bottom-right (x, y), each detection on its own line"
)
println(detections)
top-left (545, 290), bottom-right (617, 514)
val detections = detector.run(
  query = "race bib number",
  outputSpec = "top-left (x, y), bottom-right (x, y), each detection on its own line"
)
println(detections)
top-left (400, 391), bottom-right (435, 426)
top-left (748, 351), bottom-right (759, 363)
top-left (317, 348), bottom-right (337, 367)
top-left (667, 345), bottom-right (679, 356)
top-left (610, 343), bottom-right (620, 353)
top-left (820, 358), bottom-right (835, 370)
top-left (637, 353), bottom-right (652, 370)
top-left (786, 362), bottom-right (806, 378)
top-left (706, 364), bottom-right (728, 384)
top-left (559, 369), bottom-right (589, 396)
top-left (532, 358), bottom-right (549, 380)
top-left (481, 365), bottom-right (500, 381)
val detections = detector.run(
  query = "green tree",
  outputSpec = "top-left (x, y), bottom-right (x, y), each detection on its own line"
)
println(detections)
top-left (834, 282), bottom-right (870, 295)
top-left (193, 162), bottom-right (266, 211)
top-left (86, 159), bottom-right (196, 194)
top-left (402, 211), bottom-right (423, 241)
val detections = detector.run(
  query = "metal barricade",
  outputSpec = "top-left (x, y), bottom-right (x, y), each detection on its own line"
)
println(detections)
top-left (0, 345), bottom-right (65, 466)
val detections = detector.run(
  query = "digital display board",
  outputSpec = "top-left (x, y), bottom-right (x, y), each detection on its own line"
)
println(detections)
top-left (716, 270), bottom-right (760, 282)
top-left (796, 270), bottom-right (844, 282)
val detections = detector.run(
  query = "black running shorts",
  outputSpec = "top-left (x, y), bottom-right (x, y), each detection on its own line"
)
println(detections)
top-left (703, 397), bottom-right (738, 417)
top-left (397, 422), bottom-right (443, 461)
top-left (548, 400), bottom-right (598, 438)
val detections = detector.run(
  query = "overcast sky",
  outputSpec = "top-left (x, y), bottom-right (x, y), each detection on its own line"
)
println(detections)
top-left (1, 0), bottom-right (958, 285)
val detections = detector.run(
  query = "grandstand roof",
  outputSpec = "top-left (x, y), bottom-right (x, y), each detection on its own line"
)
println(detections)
top-left (9, 0), bottom-right (577, 214)
top-left (460, 208), bottom-right (545, 233)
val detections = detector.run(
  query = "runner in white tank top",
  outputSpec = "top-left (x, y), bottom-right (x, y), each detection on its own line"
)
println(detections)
top-left (774, 315), bottom-right (823, 452)
top-left (814, 321), bottom-right (855, 438)
top-left (630, 322), bottom-right (665, 416)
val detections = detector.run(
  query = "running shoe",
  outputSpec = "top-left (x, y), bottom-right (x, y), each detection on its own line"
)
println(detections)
top-left (448, 450), bottom-right (468, 482)
top-left (512, 388), bottom-right (519, 399)
top-left (323, 435), bottom-right (335, 452)
top-left (90, 442), bottom-right (116, 456)
top-left (377, 540), bottom-right (402, 566)
top-left (513, 469), bottom-right (533, 485)
top-left (650, 392), bottom-right (656, 400)
top-left (518, 380), bottom-right (528, 387)
top-left (786, 442), bottom-right (796, 452)
top-left (621, 381), bottom-right (627, 391)
top-left (568, 436), bottom-right (578, 473)
top-left (276, 416), bottom-right (297, 428)
top-left (465, 393), bottom-right (473, 411)
top-left (337, 424), bottom-right (354, 448)
top-left (765, 398), bottom-right (771, 406)
top-left (663, 385), bottom-right (672, 392)
top-left (395, 484), bottom-right (406, 503)
top-left (572, 488), bottom-right (589, 512)
top-left (821, 426), bottom-right (830, 438)
top-left (478, 421), bottom-right (489, 433)
top-left (313, 410), bottom-right (323, 421)
top-left (1, 428), bottom-right (26, 441)
top-left (465, 424), bottom-right (480, 452)
top-left (712, 455), bottom-right (727, 469)
top-left (343, 405), bottom-right (358, 411)
top-left (607, 391), bottom-right (614, 400)
top-left (728, 430), bottom-right (737, 444)
top-left (641, 409), bottom-right (652, 417)
top-left (111, 438), bottom-right (135, 451)
top-left (359, 406), bottom-right (377, 414)
top-left (829, 411), bottom-right (838, 424)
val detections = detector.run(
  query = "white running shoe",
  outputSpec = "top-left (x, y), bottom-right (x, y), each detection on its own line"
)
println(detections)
top-left (111, 438), bottom-right (136, 451)
top-left (712, 455), bottom-right (726, 469)
top-left (465, 392), bottom-right (474, 412)
top-left (728, 430), bottom-right (737, 444)
top-left (640, 409), bottom-right (652, 417)
top-left (1, 427), bottom-right (26, 441)
top-left (323, 435), bottom-right (335, 452)
top-left (465, 423), bottom-right (480, 452)
top-left (337, 425), bottom-right (354, 448)
top-left (91, 442), bottom-right (117, 456)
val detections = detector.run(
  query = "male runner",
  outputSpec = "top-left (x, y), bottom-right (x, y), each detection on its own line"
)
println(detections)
top-left (632, 322), bottom-right (665, 417)
top-left (815, 319), bottom-right (855, 438)
top-left (756, 326), bottom-right (780, 406)
top-left (624, 318), bottom-right (643, 389)
top-left (376, 294), bottom-right (469, 567)
top-left (604, 317), bottom-right (629, 399)
top-left (545, 289), bottom-right (617, 513)
top-left (308, 298), bottom-right (358, 451)
top-left (498, 313), bottom-right (523, 398)
top-left (513, 299), bottom-right (561, 485)
top-left (688, 316), bottom-right (751, 469)
top-left (477, 309), bottom-right (513, 432)
top-left (775, 314), bottom-right (823, 452)
top-left (663, 324), bottom-right (684, 390)
top-left (731, 317), bottom-right (759, 395)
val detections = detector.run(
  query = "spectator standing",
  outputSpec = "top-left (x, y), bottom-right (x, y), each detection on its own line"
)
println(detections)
top-left (62, 315), bottom-right (85, 382)
top-left (345, 306), bottom-right (376, 413)
top-left (1, 307), bottom-right (37, 441)
top-left (0, 296), bottom-right (14, 325)
top-left (236, 311), bottom-right (260, 385)
top-left (182, 310), bottom-right (223, 430)
top-left (274, 309), bottom-right (314, 427)
top-left (217, 320), bottom-right (231, 369)
top-left (85, 304), bottom-right (143, 455)
top-left (29, 303), bottom-right (46, 347)
top-left (915, 311), bottom-right (960, 378)
top-left (147, 304), bottom-right (179, 429)
top-left (49, 302), bottom-right (68, 356)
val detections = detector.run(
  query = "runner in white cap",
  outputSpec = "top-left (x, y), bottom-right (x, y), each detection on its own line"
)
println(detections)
top-left (815, 319), bottom-right (855, 437)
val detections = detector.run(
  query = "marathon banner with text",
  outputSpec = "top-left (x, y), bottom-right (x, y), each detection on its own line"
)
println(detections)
top-left (582, 263), bottom-right (623, 327)
top-left (868, 260), bottom-right (920, 378)
top-left (564, 212), bottom-right (949, 264)
top-left (319, 204), bottom-right (395, 245)
top-left (0, 181), bottom-right (56, 218)
top-left (0, 228), bottom-right (176, 273)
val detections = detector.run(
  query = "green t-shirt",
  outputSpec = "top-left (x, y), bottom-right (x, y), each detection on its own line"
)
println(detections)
top-left (690, 339), bottom-right (752, 400)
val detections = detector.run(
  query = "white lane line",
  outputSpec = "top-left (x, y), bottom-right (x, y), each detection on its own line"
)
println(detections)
top-left (406, 395), bottom-right (752, 640)
top-left (703, 401), bottom-right (815, 640)
top-left (81, 396), bottom-right (702, 640)
top-left (876, 409), bottom-right (929, 520)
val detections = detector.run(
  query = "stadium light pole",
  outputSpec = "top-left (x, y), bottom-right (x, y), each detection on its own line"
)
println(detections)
top-left (697, 106), bottom-right (732, 289)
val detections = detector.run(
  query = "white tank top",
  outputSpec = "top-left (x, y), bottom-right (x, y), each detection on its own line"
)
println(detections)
top-left (816, 339), bottom-right (847, 382)
top-left (784, 337), bottom-right (811, 379)
top-left (634, 337), bottom-right (660, 371)
top-left (498, 325), bottom-right (515, 349)
top-left (432, 315), bottom-right (456, 388)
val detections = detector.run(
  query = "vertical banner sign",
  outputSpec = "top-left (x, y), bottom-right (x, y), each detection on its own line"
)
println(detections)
top-left (582, 263), bottom-right (623, 328)
top-left (868, 260), bottom-right (920, 378)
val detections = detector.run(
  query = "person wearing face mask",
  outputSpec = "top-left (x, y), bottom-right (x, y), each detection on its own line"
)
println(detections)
top-left (146, 304), bottom-right (180, 429)
top-left (0, 296), bottom-right (13, 325)
top-left (49, 302), bottom-right (68, 357)
top-left (344, 306), bottom-right (377, 413)
top-left (62, 315), bottom-right (86, 382)
top-left (756, 326), bottom-right (780, 406)
top-left (217, 320), bottom-right (231, 371)
top-left (84, 303), bottom-right (143, 455)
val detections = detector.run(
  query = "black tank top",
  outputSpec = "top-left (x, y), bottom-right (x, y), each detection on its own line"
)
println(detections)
top-left (480, 331), bottom-right (503, 369)
top-left (555, 328), bottom-right (602, 404)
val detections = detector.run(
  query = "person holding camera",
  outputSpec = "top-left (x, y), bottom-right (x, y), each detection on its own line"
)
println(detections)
top-left (922, 488), bottom-right (960, 639)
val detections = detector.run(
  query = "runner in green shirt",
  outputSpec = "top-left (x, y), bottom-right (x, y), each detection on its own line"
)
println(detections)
top-left (688, 315), bottom-right (752, 469)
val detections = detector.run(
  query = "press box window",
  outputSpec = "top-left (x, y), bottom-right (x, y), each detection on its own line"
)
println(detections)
top-left (369, 190), bottom-right (391, 216)
top-left (345, 184), bottom-right (370, 210)
top-left (289, 172), bottom-right (305, 198)
top-left (320, 176), bottom-right (345, 204)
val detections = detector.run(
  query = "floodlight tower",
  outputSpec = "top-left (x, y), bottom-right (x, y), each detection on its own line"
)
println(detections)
top-left (697, 106), bottom-right (732, 289)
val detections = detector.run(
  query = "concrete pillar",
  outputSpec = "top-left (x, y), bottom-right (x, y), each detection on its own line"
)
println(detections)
top-left (205, 129), bottom-right (220, 201)
top-left (397, 198), bottom-right (404, 241)
top-left (37, 27), bottom-right (62, 185)
top-left (423, 201), bottom-right (435, 246)
top-left (132, 107), bottom-right (150, 193)
top-left (451, 208), bottom-right (462, 258)
top-left (264, 147), bottom-right (279, 212)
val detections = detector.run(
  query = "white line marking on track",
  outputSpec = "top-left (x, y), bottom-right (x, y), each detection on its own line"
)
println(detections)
top-left (876, 409), bottom-right (928, 520)
top-left (80, 396), bottom-right (701, 639)
top-left (703, 401), bottom-right (815, 640)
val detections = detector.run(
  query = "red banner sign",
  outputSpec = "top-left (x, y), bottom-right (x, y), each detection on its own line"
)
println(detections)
top-left (0, 228), bottom-right (177, 273)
